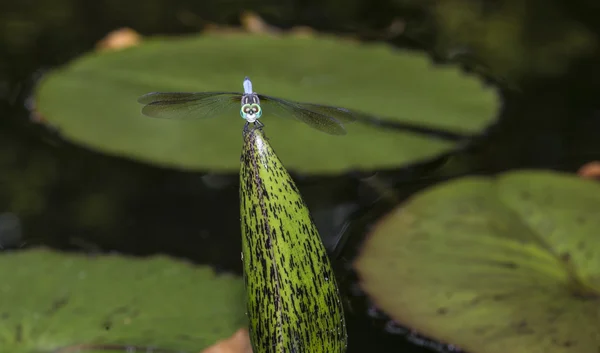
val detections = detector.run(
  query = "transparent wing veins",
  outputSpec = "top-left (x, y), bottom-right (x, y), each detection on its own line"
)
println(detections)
top-left (138, 92), bottom-right (241, 120)
top-left (258, 95), bottom-right (363, 135)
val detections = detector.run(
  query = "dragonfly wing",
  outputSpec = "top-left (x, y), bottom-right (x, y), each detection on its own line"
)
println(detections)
top-left (290, 102), bottom-right (361, 124)
top-left (138, 92), bottom-right (241, 120)
top-left (138, 92), bottom-right (213, 104)
top-left (258, 95), bottom-right (348, 135)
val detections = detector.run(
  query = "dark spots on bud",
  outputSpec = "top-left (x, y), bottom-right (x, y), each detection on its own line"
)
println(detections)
top-left (436, 307), bottom-right (448, 315)
top-left (497, 261), bottom-right (518, 269)
top-left (47, 296), bottom-right (69, 315)
top-left (240, 128), bottom-right (346, 352)
top-left (15, 323), bottom-right (23, 342)
top-left (511, 320), bottom-right (535, 334)
top-left (492, 293), bottom-right (509, 301)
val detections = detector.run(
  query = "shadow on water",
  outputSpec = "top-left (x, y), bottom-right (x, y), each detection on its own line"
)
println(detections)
top-left (2, 1), bottom-right (600, 353)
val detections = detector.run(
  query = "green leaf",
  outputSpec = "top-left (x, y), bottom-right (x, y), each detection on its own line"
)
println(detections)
top-left (34, 33), bottom-right (499, 175)
top-left (239, 127), bottom-right (347, 353)
top-left (354, 170), bottom-right (600, 353)
top-left (0, 248), bottom-right (246, 352)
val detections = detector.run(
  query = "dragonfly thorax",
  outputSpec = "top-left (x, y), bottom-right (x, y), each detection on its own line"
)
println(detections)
top-left (241, 94), bottom-right (260, 105)
top-left (240, 94), bottom-right (262, 122)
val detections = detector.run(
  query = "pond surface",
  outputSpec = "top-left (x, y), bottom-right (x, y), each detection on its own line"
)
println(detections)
top-left (1, 1), bottom-right (600, 353)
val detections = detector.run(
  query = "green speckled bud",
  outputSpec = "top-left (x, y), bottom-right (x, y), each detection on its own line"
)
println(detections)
top-left (239, 127), bottom-right (347, 353)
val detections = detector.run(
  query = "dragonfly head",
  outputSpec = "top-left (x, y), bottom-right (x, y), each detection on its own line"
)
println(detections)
top-left (241, 103), bottom-right (262, 122)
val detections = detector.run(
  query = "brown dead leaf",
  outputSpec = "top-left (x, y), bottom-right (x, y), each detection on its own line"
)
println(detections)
top-left (577, 161), bottom-right (600, 179)
top-left (201, 328), bottom-right (253, 353)
top-left (240, 11), bottom-right (281, 35)
top-left (203, 12), bottom-right (281, 37)
top-left (199, 11), bottom-right (328, 40)
top-left (96, 28), bottom-right (142, 52)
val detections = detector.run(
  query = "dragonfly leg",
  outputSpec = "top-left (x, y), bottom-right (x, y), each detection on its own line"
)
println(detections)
top-left (242, 120), bottom-right (265, 138)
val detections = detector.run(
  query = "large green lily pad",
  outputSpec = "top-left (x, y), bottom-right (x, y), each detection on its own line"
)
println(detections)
top-left (0, 248), bottom-right (246, 352)
top-left (34, 33), bottom-right (499, 174)
top-left (355, 170), bottom-right (600, 353)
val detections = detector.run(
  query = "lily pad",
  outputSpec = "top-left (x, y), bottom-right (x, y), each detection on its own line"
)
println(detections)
top-left (354, 170), bottom-right (600, 353)
top-left (34, 33), bottom-right (499, 174)
top-left (0, 248), bottom-right (246, 352)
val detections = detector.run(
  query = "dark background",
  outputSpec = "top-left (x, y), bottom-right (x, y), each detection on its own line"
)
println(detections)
top-left (1, 0), bottom-right (600, 352)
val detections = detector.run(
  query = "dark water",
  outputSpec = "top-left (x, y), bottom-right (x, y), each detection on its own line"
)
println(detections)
top-left (2, 1), bottom-right (600, 352)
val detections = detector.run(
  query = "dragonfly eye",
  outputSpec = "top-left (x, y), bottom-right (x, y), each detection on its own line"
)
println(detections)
top-left (240, 104), bottom-right (252, 119)
top-left (250, 104), bottom-right (262, 118)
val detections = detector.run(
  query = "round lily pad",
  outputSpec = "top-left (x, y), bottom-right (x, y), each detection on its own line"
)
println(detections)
top-left (0, 248), bottom-right (246, 352)
top-left (354, 170), bottom-right (600, 353)
top-left (34, 33), bottom-right (499, 174)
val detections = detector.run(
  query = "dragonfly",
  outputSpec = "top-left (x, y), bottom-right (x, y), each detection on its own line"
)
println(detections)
top-left (137, 77), bottom-right (362, 135)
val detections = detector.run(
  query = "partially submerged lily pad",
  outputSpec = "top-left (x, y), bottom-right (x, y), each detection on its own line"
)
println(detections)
top-left (355, 170), bottom-right (600, 353)
top-left (0, 248), bottom-right (246, 352)
top-left (34, 33), bottom-right (499, 174)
